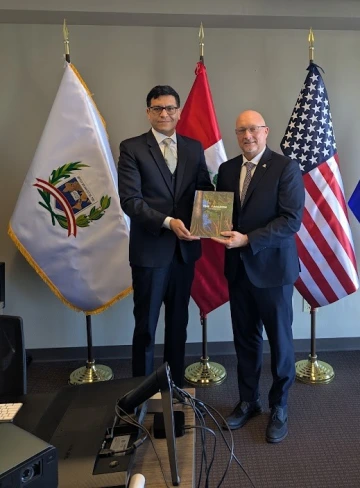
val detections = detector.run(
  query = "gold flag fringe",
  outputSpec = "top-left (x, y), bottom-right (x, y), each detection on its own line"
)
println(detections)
top-left (69, 63), bottom-right (108, 131)
top-left (8, 224), bottom-right (133, 315)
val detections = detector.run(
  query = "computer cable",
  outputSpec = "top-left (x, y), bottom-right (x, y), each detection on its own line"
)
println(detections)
top-left (195, 398), bottom-right (234, 488)
top-left (204, 400), bottom-right (256, 488)
top-left (115, 386), bottom-right (256, 488)
top-left (193, 406), bottom-right (211, 488)
top-left (188, 404), bottom-right (212, 487)
top-left (114, 402), bottom-right (173, 488)
top-left (200, 400), bottom-right (256, 488)
top-left (186, 403), bottom-right (209, 488)
top-left (195, 400), bottom-right (235, 487)
top-left (173, 387), bottom-right (217, 488)
top-left (195, 398), bottom-right (255, 488)
top-left (98, 435), bottom-right (148, 458)
top-left (173, 385), bottom-right (257, 488)
top-left (184, 424), bottom-right (217, 488)
top-left (173, 386), bottom-right (211, 487)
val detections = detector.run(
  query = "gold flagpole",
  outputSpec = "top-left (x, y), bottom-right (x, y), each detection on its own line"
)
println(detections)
top-left (184, 24), bottom-right (227, 387)
top-left (295, 28), bottom-right (334, 384)
top-left (199, 22), bottom-right (204, 62)
top-left (308, 27), bottom-right (314, 63)
top-left (61, 21), bottom-right (113, 385)
top-left (63, 19), bottom-right (70, 63)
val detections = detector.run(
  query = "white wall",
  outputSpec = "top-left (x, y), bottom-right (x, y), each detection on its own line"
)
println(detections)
top-left (0, 24), bottom-right (359, 349)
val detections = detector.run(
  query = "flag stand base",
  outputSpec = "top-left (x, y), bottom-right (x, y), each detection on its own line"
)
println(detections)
top-left (69, 360), bottom-right (114, 385)
top-left (295, 309), bottom-right (335, 384)
top-left (68, 315), bottom-right (114, 385)
top-left (184, 357), bottom-right (227, 386)
top-left (295, 354), bottom-right (335, 384)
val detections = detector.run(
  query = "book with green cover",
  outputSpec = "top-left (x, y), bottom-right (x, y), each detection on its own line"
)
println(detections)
top-left (190, 191), bottom-right (234, 238)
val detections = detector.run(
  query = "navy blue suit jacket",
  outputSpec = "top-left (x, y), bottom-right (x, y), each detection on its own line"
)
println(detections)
top-left (118, 130), bottom-right (213, 267)
top-left (216, 147), bottom-right (305, 288)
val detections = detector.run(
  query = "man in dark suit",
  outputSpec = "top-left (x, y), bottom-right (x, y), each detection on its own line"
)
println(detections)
top-left (212, 110), bottom-right (305, 443)
top-left (118, 85), bottom-right (213, 387)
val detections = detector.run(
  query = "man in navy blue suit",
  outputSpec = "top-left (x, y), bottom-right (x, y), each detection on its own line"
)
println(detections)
top-left (213, 110), bottom-right (305, 443)
top-left (118, 86), bottom-right (213, 387)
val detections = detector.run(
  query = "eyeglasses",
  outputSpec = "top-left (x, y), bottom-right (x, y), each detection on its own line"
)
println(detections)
top-left (148, 105), bottom-right (179, 115)
top-left (235, 125), bottom-right (267, 135)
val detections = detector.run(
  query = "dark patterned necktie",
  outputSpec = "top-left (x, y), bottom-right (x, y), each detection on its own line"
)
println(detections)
top-left (241, 161), bottom-right (256, 207)
top-left (163, 138), bottom-right (177, 174)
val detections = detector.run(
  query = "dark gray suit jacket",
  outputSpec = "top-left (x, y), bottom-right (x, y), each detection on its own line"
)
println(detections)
top-left (118, 130), bottom-right (213, 267)
top-left (216, 146), bottom-right (305, 288)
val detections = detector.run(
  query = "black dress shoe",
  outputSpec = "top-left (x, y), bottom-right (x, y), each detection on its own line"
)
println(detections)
top-left (266, 405), bottom-right (288, 443)
top-left (223, 400), bottom-right (263, 430)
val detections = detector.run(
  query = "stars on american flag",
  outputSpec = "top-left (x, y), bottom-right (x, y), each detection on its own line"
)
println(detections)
top-left (280, 63), bottom-right (359, 307)
top-left (280, 64), bottom-right (336, 174)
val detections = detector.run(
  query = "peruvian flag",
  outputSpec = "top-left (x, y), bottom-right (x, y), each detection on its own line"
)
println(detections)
top-left (177, 62), bottom-right (229, 315)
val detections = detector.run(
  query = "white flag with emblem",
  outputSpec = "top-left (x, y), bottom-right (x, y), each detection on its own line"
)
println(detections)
top-left (8, 63), bottom-right (132, 313)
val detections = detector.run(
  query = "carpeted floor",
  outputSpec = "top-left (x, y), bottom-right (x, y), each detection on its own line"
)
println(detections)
top-left (27, 351), bottom-right (360, 488)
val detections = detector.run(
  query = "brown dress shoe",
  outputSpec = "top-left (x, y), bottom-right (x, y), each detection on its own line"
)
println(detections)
top-left (223, 399), bottom-right (263, 430)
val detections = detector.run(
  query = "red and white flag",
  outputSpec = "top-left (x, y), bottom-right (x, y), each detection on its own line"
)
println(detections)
top-left (281, 63), bottom-right (358, 307)
top-left (177, 62), bottom-right (229, 315)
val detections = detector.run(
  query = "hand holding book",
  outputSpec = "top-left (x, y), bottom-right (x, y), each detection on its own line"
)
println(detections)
top-left (170, 218), bottom-right (200, 241)
top-left (211, 231), bottom-right (249, 249)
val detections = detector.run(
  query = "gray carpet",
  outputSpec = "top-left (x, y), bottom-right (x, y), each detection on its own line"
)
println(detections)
top-left (27, 351), bottom-right (360, 488)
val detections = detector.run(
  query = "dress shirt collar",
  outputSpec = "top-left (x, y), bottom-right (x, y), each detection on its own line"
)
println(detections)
top-left (152, 128), bottom-right (177, 145)
top-left (241, 146), bottom-right (266, 167)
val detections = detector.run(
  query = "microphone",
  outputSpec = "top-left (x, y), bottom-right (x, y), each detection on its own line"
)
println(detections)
top-left (117, 363), bottom-right (172, 413)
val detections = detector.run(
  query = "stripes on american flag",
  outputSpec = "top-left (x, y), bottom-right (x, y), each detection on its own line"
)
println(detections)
top-left (281, 63), bottom-right (358, 308)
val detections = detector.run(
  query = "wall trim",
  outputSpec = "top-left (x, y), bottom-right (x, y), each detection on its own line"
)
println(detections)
top-left (28, 337), bottom-right (360, 362)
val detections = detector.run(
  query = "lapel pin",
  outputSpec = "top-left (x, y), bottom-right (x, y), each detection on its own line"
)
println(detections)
top-left (262, 164), bottom-right (267, 168)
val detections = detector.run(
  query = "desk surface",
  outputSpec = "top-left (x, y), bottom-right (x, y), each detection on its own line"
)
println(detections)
top-left (14, 381), bottom-right (195, 488)
top-left (133, 389), bottom-right (195, 488)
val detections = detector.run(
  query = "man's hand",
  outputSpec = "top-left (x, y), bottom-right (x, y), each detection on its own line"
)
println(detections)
top-left (170, 219), bottom-right (200, 241)
top-left (211, 231), bottom-right (249, 249)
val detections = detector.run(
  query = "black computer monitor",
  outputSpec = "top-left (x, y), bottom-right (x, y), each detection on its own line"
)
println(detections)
top-left (117, 363), bottom-right (180, 486)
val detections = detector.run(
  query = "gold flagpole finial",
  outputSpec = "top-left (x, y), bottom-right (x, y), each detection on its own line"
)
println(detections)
top-left (308, 27), bottom-right (315, 63)
top-left (63, 19), bottom-right (70, 62)
top-left (199, 22), bottom-right (204, 62)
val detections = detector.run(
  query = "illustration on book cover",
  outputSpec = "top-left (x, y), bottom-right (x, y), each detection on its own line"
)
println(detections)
top-left (190, 191), bottom-right (234, 238)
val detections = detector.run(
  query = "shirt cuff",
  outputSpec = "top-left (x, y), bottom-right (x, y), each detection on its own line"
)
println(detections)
top-left (162, 217), bottom-right (173, 229)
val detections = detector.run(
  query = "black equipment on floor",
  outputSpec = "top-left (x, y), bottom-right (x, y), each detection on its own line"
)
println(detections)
top-left (0, 422), bottom-right (57, 488)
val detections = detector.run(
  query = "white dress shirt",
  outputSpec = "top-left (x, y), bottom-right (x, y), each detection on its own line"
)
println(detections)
top-left (239, 146), bottom-right (266, 195)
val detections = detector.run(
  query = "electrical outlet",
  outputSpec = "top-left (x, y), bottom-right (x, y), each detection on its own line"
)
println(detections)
top-left (302, 298), bottom-right (311, 313)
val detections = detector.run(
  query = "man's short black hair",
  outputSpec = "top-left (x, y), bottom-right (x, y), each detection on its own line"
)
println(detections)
top-left (146, 86), bottom-right (180, 108)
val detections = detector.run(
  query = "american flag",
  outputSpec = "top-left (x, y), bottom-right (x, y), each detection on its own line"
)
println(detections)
top-left (281, 63), bottom-right (359, 308)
